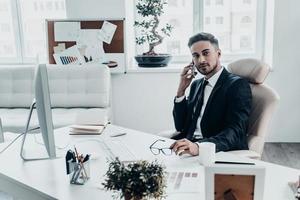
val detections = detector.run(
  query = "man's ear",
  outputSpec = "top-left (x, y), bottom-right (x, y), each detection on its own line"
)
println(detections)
top-left (217, 50), bottom-right (221, 56)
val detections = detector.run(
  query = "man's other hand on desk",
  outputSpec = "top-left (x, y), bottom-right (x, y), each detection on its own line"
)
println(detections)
top-left (170, 139), bottom-right (199, 156)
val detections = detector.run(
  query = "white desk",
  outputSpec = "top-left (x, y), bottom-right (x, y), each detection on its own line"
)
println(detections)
top-left (0, 125), bottom-right (299, 200)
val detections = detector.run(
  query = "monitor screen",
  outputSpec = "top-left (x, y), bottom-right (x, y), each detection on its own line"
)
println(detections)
top-left (35, 64), bottom-right (56, 158)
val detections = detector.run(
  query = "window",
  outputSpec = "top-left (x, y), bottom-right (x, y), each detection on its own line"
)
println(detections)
top-left (216, 0), bottom-right (223, 5)
top-left (0, 1), bottom-right (8, 11)
top-left (205, 17), bottom-right (211, 25)
top-left (240, 35), bottom-right (252, 49)
top-left (0, 0), bottom-right (66, 64)
top-left (0, 0), bottom-right (17, 59)
top-left (134, 0), bottom-right (194, 62)
top-left (205, 0), bottom-right (211, 6)
top-left (134, 0), bottom-right (266, 68)
top-left (216, 16), bottom-right (224, 24)
top-left (241, 16), bottom-right (252, 23)
top-left (243, 0), bottom-right (252, 4)
top-left (0, 23), bottom-right (10, 32)
top-left (168, 0), bottom-right (178, 7)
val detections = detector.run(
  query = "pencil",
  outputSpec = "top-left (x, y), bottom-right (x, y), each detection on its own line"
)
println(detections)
top-left (215, 161), bottom-right (255, 165)
top-left (74, 146), bottom-right (88, 179)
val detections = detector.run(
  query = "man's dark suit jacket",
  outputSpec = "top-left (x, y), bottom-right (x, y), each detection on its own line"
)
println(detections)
top-left (172, 68), bottom-right (252, 152)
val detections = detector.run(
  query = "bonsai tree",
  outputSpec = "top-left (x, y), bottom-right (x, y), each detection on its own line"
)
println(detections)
top-left (102, 158), bottom-right (166, 200)
top-left (134, 0), bottom-right (173, 55)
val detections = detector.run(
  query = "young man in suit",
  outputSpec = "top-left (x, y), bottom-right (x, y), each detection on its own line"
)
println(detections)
top-left (170, 32), bottom-right (252, 156)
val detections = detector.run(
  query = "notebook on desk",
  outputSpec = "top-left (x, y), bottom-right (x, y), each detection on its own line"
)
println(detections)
top-left (70, 113), bottom-right (109, 135)
top-left (69, 124), bottom-right (106, 135)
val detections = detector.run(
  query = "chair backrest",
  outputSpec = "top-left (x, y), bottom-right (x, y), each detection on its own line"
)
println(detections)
top-left (47, 64), bottom-right (111, 108)
top-left (227, 58), bottom-right (280, 156)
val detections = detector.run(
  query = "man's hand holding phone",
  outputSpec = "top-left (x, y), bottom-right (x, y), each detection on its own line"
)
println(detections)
top-left (176, 62), bottom-right (197, 97)
top-left (187, 62), bottom-right (197, 79)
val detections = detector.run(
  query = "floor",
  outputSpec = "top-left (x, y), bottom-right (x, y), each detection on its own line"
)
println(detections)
top-left (261, 143), bottom-right (300, 169)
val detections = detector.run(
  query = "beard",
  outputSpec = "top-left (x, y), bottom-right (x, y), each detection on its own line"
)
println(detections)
top-left (197, 62), bottom-right (219, 76)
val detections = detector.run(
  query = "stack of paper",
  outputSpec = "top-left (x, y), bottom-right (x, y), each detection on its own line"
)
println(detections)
top-left (69, 125), bottom-right (106, 135)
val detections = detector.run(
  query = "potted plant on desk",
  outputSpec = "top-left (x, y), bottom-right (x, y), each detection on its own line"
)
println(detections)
top-left (102, 158), bottom-right (166, 200)
top-left (134, 0), bottom-right (173, 67)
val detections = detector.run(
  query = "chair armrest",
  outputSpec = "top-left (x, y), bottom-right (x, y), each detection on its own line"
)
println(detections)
top-left (248, 135), bottom-right (265, 156)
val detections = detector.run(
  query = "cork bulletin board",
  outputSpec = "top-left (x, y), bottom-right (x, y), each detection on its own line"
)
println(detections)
top-left (46, 19), bottom-right (125, 73)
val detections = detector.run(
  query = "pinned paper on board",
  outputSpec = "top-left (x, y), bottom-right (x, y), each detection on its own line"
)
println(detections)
top-left (76, 29), bottom-right (107, 63)
top-left (53, 45), bottom-right (85, 65)
top-left (98, 21), bottom-right (117, 44)
top-left (54, 22), bottom-right (80, 41)
top-left (47, 19), bottom-right (125, 72)
top-left (53, 43), bottom-right (66, 53)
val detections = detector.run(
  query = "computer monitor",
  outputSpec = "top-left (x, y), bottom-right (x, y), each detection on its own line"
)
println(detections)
top-left (20, 64), bottom-right (56, 160)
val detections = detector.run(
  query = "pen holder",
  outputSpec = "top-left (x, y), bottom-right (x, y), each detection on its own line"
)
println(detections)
top-left (69, 161), bottom-right (90, 185)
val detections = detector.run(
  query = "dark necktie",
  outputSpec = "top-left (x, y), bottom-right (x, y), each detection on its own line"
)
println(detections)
top-left (189, 79), bottom-right (209, 138)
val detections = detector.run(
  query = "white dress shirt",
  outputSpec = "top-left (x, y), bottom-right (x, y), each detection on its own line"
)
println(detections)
top-left (175, 67), bottom-right (224, 139)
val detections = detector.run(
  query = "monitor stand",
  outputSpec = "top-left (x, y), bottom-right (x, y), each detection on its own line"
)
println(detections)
top-left (20, 100), bottom-right (51, 161)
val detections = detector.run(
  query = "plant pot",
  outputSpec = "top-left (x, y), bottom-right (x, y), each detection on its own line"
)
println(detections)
top-left (124, 192), bottom-right (142, 200)
top-left (135, 54), bottom-right (172, 68)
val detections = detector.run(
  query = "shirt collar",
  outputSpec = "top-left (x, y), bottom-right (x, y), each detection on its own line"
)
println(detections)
top-left (205, 66), bottom-right (224, 88)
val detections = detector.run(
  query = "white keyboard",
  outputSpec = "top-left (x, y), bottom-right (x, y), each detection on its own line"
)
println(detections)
top-left (102, 140), bottom-right (137, 161)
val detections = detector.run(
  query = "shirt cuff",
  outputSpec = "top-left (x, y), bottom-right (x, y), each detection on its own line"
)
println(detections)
top-left (175, 95), bottom-right (185, 103)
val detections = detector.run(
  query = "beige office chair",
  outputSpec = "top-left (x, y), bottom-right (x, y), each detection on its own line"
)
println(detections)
top-left (226, 58), bottom-right (280, 159)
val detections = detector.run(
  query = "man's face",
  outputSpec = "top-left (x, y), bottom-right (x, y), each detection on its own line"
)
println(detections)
top-left (190, 41), bottom-right (221, 78)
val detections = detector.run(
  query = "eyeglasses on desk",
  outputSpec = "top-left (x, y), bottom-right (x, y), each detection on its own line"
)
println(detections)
top-left (149, 139), bottom-right (172, 156)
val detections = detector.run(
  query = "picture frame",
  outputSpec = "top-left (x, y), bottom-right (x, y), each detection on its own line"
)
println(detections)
top-left (205, 164), bottom-right (265, 200)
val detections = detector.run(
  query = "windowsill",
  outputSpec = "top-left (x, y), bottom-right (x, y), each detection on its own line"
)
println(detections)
top-left (126, 63), bottom-right (183, 73)
top-left (126, 62), bottom-right (232, 73)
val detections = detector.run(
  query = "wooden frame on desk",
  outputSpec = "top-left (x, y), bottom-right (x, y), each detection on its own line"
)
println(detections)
top-left (205, 164), bottom-right (265, 200)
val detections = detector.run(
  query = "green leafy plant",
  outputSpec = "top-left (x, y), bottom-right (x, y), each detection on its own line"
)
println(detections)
top-left (102, 158), bottom-right (166, 200)
top-left (134, 0), bottom-right (173, 55)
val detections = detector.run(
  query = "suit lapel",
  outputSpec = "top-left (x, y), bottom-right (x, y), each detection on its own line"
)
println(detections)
top-left (202, 69), bottom-right (229, 118)
top-left (191, 79), bottom-right (204, 103)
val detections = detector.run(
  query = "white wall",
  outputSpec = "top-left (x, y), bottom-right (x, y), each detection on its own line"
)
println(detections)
top-left (65, 0), bottom-right (125, 19)
top-left (111, 72), bottom-right (180, 134)
top-left (66, 0), bottom-right (300, 142)
top-left (264, 0), bottom-right (300, 142)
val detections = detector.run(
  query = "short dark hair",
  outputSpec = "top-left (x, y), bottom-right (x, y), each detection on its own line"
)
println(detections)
top-left (188, 32), bottom-right (219, 49)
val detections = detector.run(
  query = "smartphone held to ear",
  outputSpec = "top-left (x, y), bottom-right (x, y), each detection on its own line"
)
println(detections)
top-left (187, 62), bottom-right (197, 79)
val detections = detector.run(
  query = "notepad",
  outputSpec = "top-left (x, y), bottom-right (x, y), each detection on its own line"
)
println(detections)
top-left (69, 125), bottom-right (106, 135)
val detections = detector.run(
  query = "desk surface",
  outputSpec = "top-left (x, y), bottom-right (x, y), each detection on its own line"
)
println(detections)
top-left (0, 125), bottom-right (299, 200)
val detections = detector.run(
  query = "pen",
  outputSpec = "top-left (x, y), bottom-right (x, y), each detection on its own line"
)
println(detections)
top-left (75, 146), bottom-right (89, 178)
top-left (110, 132), bottom-right (127, 137)
top-left (215, 161), bottom-right (255, 165)
top-left (83, 154), bottom-right (90, 163)
top-left (74, 146), bottom-right (79, 162)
